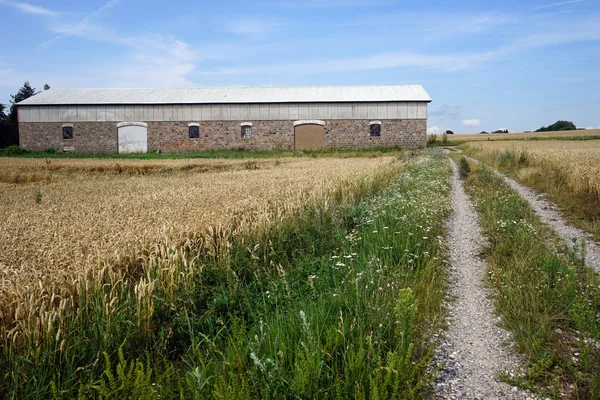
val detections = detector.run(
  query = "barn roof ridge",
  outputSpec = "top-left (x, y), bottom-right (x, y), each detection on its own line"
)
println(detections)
top-left (18, 85), bottom-right (432, 105)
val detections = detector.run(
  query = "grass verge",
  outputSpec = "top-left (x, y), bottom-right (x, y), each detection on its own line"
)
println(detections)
top-left (0, 145), bottom-right (406, 159)
top-left (459, 158), bottom-right (600, 398)
top-left (1, 151), bottom-right (452, 399)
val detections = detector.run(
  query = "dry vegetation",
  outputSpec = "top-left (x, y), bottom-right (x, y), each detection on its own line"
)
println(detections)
top-left (464, 140), bottom-right (600, 240)
top-left (451, 128), bottom-right (600, 142)
top-left (467, 140), bottom-right (600, 200)
top-left (0, 157), bottom-right (272, 183)
top-left (0, 156), bottom-right (398, 332)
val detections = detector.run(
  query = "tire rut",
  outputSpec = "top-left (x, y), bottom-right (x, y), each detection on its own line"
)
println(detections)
top-left (461, 152), bottom-right (600, 273)
top-left (433, 159), bottom-right (534, 400)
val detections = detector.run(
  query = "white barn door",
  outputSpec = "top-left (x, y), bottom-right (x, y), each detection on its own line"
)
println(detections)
top-left (118, 122), bottom-right (147, 153)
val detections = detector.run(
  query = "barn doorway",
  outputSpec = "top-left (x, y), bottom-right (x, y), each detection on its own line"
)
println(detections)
top-left (117, 122), bottom-right (147, 153)
top-left (294, 120), bottom-right (325, 151)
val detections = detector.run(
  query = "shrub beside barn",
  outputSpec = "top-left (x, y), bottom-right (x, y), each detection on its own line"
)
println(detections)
top-left (16, 85), bottom-right (431, 153)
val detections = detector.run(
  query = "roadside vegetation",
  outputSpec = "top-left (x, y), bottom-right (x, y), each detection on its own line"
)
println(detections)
top-left (0, 151), bottom-right (453, 399)
top-left (458, 157), bottom-right (600, 398)
top-left (462, 141), bottom-right (600, 241)
top-left (0, 144), bottom-right (404, 159)
top-left (0, 157), bottom-right (395, 342)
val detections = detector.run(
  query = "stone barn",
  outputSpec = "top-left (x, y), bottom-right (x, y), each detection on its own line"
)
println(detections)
top-left (16, 85), bottom-right (431, 153)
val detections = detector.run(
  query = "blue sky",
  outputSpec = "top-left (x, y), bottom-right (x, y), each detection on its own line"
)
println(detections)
top-left (0, 0), bottom-right (598, 133)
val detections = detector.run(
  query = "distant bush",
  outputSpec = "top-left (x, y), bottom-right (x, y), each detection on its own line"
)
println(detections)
top-left (492, 129), bottom-right (509, 134)
top-left (536, 120), bottom-right (576, 132)
top-left (0, 145), bottom-right (30, 156)
top-left (479, 131), bottom-right (489, 134)
top-left (445, 130), bottom-right (454, 135)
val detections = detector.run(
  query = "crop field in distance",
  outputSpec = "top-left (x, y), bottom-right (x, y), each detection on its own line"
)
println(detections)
top-left (450, 128), bottom-right (600, 142)
top-left (463, 139), bottom-right (600, 239)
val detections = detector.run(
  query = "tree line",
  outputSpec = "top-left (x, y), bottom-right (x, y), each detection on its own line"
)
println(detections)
top-left (0, 81), bottom-right (48, 148)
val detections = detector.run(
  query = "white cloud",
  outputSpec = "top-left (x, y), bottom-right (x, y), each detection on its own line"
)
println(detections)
top-left (225, 18), bottom-right (281, 37)
top-left (430, 104), bottom-right (461, 117)
top-left (427, 126), bottom-right (441, 135)
top-left (195, 49), bottom-right (502, 76)
top-left (419, 13), bottom-right (514, 41)
top-left (277, 0), bottom-right (389, 8)
top-left (41, 0), bottom-right (122, 47)
top-left (533, 0), bottom-right (585, 10)
top-left (462, 119), bottom-right (480, 127)
top-left (35, 0), bottom-right (197, 87)
top-left (194, 15), bottom-right (600, 77)
top-left (0, 0), bottom-right (57, 16)
top-left (113, 37), bottom-right (196, 87)
top-left (0, 67), bottom-right (20, 88)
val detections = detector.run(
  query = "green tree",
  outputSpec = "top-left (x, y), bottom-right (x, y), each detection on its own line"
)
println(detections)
top-left (0, 103), bottom-right (13, 148)
top-left (535, 120), bottom-right (576, 132)
top-left (0, 103), bottom-right (6, 122)
top-left (9, 81), bottom-right (38, 124)
top-left (1, 82), bottom-right (46, 148)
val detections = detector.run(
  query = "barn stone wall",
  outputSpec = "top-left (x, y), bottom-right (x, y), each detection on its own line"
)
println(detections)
top-left (19, 122), bottom-right (118, 153)
top-left (19, 119), bottom-right (426, 153)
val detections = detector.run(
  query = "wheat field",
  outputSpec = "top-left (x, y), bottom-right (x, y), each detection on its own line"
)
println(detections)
top-left (451, 128), bottom-right (600, 142)
top-left (0, 156), bottom-right (399, 331)
top-left (467, 140), bottom-right (600, 201)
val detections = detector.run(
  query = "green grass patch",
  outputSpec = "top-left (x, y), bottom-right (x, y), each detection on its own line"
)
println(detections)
top-left (0, 145), bottom-right (408, 160)
top-left (460, 159), bottom-right (600, 399)
top-left (1, 151), bottom-right (452, 399)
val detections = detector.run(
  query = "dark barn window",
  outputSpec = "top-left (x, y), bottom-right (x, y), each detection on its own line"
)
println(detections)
top-left (370, 123), bottom-right (381, 137)
top-left (241, 125), bottom-right (252, 138)
top-left (63, 126), bottom-right (73, 139)
top-left (189, 125), bottom-right (199, 138)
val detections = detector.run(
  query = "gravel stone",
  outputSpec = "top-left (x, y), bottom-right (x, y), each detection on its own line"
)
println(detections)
top-left (452, 147), bottom-right (600, 273)
top-left (499, 174), bottom-right (600, 273)
top-left (433, 159), bottom-right (535, 400)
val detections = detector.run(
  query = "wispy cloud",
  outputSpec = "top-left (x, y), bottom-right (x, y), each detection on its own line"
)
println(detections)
top-left (430, 104), bottom-right (462, 118)
top-left (225, 18), bottom-right (281, 37)
top-left (194, 49), bottom-right (503, 77)
top-left (0, 66), bottom-right (21, 89)
top-left (41, 0), bottom-right (121, 47)
top-left (419, 13), bottom-right (514, 41)
top-left (462, 119), bottom-right (480, 127)
top-left (0, 0), bottom-right (57, 16)
top-left (35, 0), bottom-right (199, 87)
top-left (191, 13), bottom-right (600, 78)
top-left (533, 0), bottom-right (585, 10)
top-left (277, 0), bottom-right (389, 8)
top-left (427, 126), bottom-right (441, 135)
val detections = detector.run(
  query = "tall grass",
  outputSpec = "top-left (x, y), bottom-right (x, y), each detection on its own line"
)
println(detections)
top-left (0, 151), bottom-right (452, 398)
top-left (0, 145), bottom-right (406, 159)
top-left (462, 141), bottom-right (600, 240)
top-left (461, 159), bottom-right (600, 398)
top-left (0, 157), bottom-right (396, 336)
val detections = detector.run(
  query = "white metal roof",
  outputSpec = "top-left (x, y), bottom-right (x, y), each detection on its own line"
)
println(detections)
top-left (18, 85), bottom-right (432, 105)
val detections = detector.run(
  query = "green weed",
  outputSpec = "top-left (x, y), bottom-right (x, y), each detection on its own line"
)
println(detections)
top-left (0, 151), bottom-right (452, 399)
top-left (462, 162), bottom-right (600, 398)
